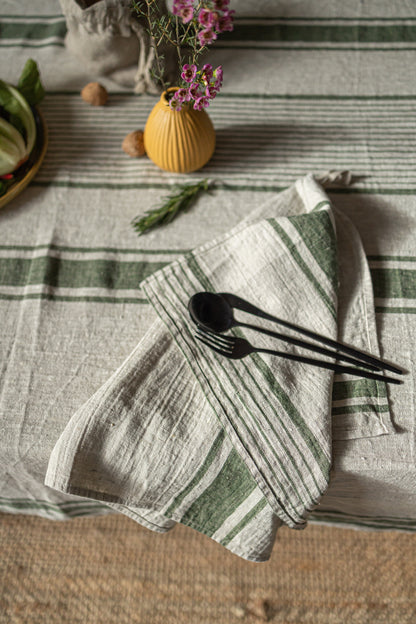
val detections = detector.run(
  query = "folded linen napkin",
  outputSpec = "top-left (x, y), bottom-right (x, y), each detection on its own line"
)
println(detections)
top-left (45, 175), bottom-right (394, 561)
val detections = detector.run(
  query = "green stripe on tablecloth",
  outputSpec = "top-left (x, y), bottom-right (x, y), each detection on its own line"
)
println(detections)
top-left (368, 255), bottom-right (416, 262)
top-left (371, 268), bottom-right (416, 299)
top-left (0, 42), bottom-right (65, 48)
top-left (233, 22), bottom-right (416, 42)
top-left (0, 256), bottom-right (168, 289)
top-left (310, 515), bottom-right (416, 531)
top-left (287, 210), bottom-right (338, 293)
top-left (40, 91), bottom-right (416, 100)
top-left (0, 293), bottom-right (148, 304)
top-left (233, 17), bottom-right (416, 22)
top-left (219, 22), bottom-right (416, 45)
top-left (165, 429), bottom-right (226, 518)
top-left (0, 20), bottom-right (66, 40)
top-left (267, 218), bottom-right (337, 320)
top-left (3, 18), bottom-right (416, 47)
top-left (0, 14), bottom-right (64, 18)
top-left (180, 449), bottom-right (257, 537)
top-left (376, 306), bottom-right (416, 314)
top-left (0, 496), bottom-right (108, 516)
top-left (28, 180), bottom-right (416, 195)
top-left (0, 244), bottom-right (189, 255)
top-left (309, 509), bottom-right (416, 530)
top-left (214, 45), bottom-right (416, 52)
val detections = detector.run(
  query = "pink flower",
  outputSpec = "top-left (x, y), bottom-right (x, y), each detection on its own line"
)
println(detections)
top-left (198, 8), bottom-right (215, 28)
top-left (218, 9), bottom-right (235, 32)
top-left (172, 0), bottom-right (189, 14)
top-left (172, 0), bottom-right (194, 23)
top-left (181, 63), bottom-right (197, 83)
top-left (193, 95), bottom-right (210, 110)
top-left (189, 82), bottom-right (202, 99)
top-left (180, 6), bottom-right (194, 23)
top-left (213, 65), bottom-right (223, 88)
top-left (169, 89), bottom-right (188, 111)
top-left (176, 87), bottom-right (191, 101)
top-left (205, 84), bottom-right (218, 99)
top-left (201, 63), bottom-right (213, 84)
top-left (169, 99), bottom-right (183, 112)
top-left (197, 27), bottom-right (217, 47)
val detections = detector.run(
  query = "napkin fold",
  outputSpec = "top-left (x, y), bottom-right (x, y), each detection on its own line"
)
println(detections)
top-left (45, 175), bottom-right (394, 561)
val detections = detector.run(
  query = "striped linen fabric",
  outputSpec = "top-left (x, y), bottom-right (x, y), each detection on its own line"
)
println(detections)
top-left (217, 16), bottom-right (416, 51)
top-left (22, 92), bottom-right (416, 194)
top-left (1, 0), bottom-right (416, 553)
top-left (0, 15), bottom-right (66, 49)
top-left (44, 176), bottom-right (395, 561)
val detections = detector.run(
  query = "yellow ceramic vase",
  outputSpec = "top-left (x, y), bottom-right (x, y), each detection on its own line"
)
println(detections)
top-left (144, 88), bottom-right (216, 174)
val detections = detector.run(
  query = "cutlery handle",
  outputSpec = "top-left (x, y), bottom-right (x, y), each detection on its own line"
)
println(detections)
top-left (220, 292), bottom-right (403, 375)
top-left (239, 321), bottom-right (380, 372)
top-left (257, 347), bottom-right (402, 385)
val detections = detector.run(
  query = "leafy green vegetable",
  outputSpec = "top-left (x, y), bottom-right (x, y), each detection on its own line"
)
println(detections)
top-left (0, 80), bottom-right (21, 118)
top-left (0, 83), bottom-right (36, 154)
top-left (0, 59), bottom-right (44, 176)
top-left (17, 59), bottom-right (45, 107)
top-left (0, 117), bottom-right (26, 158)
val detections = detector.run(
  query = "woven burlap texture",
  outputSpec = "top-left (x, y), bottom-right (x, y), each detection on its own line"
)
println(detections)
top-left (1, 514), bottom-right (415, 624)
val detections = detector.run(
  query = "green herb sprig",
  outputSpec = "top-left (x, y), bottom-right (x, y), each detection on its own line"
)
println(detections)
top-left (132, 178), bottom-right (210, 235)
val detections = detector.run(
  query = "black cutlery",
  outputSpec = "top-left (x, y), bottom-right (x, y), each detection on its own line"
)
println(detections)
top-left (188, 291), bottom-right (404, 375)
top-left (195, 328), bottom-right (403, 385)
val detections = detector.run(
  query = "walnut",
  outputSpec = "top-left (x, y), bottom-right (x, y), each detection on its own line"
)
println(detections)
top-left (122, 130), bottom-right (146, 158)
top-left (81, 82), bottom-right (108, 106)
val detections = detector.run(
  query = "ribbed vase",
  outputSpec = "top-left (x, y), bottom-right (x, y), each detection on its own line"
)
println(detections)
top-left (144, 88), bottom-right (216, 174)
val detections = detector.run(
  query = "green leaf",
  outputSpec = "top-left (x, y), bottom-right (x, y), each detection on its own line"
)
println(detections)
top-left (0, 80), bottom-right (20, 116)
top-left (17, 59), bottom-right (45, 107)
top-left (0, 81), bottom-right (25, 137)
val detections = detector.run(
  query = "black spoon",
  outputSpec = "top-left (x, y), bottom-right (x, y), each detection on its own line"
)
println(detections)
top-left (188, 291), bottom-right (404, 375)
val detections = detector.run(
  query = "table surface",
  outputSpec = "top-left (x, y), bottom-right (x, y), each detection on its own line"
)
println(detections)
top-left (1, 0), bottom-right (416, 534)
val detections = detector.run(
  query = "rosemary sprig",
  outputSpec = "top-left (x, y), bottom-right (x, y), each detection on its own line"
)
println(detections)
top-left (132, 178), bottom-right (210, 235)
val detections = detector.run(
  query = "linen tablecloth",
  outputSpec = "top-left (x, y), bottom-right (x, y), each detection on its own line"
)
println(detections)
top-left (1, 0), bottom-right (416, 559)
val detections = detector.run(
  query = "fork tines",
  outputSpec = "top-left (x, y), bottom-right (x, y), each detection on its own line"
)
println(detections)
top-left (195, 326), bottom-right (233, 354)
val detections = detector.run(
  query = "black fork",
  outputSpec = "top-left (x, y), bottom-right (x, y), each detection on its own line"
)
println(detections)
top-left (195, 328), bottom-right (402, 385)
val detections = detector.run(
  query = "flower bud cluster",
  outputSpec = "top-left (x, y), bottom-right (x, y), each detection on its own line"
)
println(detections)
top-left (172, 0), bottom-right (235, 46)
top-left (170, 63), bottom-right (223, 111)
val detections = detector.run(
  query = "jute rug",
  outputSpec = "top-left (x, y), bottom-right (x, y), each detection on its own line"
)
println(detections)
top-left (1, 513), bottom-right (415, 624)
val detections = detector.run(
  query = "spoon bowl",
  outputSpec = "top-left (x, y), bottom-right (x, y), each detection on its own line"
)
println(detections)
top-left (188, 291), bottom-right (234, 332)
